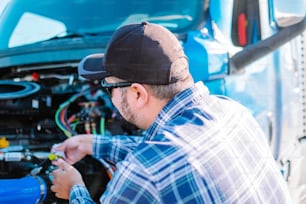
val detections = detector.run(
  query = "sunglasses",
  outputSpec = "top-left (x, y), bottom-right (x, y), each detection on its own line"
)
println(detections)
top-left (100, 79), bottom-right (133, 96)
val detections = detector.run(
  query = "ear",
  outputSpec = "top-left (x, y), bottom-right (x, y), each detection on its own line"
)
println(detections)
top-left (129, 83), bottom-right (149, 108)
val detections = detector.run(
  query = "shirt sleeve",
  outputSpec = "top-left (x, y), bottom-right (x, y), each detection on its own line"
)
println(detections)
top-left (100, 160), bottom-right (160, 204)
top-left (92, 135), bottom-right (144, 163)
top-left (70, 185), bottom-right (95, 204)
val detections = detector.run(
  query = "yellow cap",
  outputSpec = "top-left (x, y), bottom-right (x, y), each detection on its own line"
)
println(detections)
top-left (0, 137), bottom-right (9, 148)
top-left (48, 153), bottom-right (58, 161)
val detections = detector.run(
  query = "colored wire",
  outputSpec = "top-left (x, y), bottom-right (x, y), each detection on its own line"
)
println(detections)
top-left (100, 117), bottom-right (105, 136)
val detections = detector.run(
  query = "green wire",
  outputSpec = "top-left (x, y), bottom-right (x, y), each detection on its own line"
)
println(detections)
top-left (100, 117), bottom-right (105, 136)
top-left (55, 106), bottom-right (72, 137)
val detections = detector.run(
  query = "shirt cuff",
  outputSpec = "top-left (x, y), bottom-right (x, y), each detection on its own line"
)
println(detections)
top-left (70, 184), bottom-right (92, 202)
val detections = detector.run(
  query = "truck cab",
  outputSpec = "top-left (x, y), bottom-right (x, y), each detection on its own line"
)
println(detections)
top-left (0, 0), bottom-right (305, 203)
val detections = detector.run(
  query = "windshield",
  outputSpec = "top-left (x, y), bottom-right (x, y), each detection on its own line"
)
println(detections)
top-left (0, 0), bottom-right (204, 49)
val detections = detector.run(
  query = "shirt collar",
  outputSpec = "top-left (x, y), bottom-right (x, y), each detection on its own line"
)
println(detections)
top-left (145, 81), bottom-right (209, 140)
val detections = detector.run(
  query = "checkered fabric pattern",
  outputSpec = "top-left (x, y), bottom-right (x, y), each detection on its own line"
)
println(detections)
top-left (70, 81), bottom-right (292, 204)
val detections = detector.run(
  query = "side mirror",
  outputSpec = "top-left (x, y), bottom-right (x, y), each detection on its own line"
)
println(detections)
top-left (230, 16), bottom-right (305, 73)
top-left (273, 0), bottom-right (305, 27)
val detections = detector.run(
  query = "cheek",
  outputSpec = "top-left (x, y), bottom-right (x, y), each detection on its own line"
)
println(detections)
top-left (111, 90), bottom-right (125, 115)
top-left (111, 95), bottom-right (121, 110)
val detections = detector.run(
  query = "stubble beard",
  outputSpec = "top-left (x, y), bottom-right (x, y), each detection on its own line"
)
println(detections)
top-left (120, 89), bottom-right (137, 126)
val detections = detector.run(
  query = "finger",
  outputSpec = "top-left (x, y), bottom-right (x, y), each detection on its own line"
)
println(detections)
top-left (51, 143), bottom-right (65, 151)
top-left (50, 184), bottom-right (56, 192)
top-left (51, 185), bottom-right (67, 199)
top-left (51, 167), bottom-right (64, 184)
top-left (65, 157), bottom-right (75, 165)
top-left (52, 158), bottom-right (69, 170)
top-left (55, 192), bottom-right (68, 200)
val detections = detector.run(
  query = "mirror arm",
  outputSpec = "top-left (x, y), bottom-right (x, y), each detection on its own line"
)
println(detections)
top-left (229, 16), bottom-right (306, 74)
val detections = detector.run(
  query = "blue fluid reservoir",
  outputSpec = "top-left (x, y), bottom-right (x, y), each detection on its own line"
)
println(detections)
top-left (0, 176), bottom-right (46, 204)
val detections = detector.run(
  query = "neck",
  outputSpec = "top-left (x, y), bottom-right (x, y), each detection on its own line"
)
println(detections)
top-left (137, 97), bottom-right (169, 130)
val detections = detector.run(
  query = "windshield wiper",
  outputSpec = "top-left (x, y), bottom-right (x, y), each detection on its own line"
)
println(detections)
top-left (44, 31), bottom-right (113, 42)
top-left (146, 14), bottom-right (192, 22)
top-left (44, 31), bottom-right (91, 41)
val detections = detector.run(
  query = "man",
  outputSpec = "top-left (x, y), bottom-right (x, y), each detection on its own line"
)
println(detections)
top-left (51, 22), bottom-right (292, 203)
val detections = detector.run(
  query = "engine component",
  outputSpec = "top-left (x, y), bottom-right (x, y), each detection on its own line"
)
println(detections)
top-left (0, 176), bottom-right (47, 204)
top-left (0, 80), bottom-right (40, 99)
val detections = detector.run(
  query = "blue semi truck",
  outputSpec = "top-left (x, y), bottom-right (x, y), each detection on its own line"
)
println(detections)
top-left (0, 0), bottom-right (305, 203)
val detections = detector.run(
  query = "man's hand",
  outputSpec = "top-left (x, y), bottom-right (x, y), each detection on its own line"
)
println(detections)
top-left (50, 159), bottom-right (85, 200)
top-left (51, 134), bottom-right (93, 165)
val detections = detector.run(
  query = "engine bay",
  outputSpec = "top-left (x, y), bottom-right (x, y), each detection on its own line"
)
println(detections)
top-left (0, 62), bottom-right (141, 203)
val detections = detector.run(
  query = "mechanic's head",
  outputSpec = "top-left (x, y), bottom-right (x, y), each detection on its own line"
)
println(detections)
top-left (78, 22), bottom-right (193, 129)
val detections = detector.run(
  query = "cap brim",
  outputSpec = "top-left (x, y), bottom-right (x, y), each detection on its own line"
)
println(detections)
top-left (78, 53), bottom-right (110, 80)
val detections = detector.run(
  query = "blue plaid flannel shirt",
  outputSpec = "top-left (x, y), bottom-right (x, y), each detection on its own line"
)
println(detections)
top-left (70, 81), bottom-right (292, 204)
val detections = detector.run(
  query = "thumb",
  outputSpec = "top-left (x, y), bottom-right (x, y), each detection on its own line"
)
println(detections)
top-left (52, 143), bottom-right (65, 151)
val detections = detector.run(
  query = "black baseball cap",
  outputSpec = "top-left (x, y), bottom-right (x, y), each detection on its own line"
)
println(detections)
top-left (78, 22), bottom-right (189, 85)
